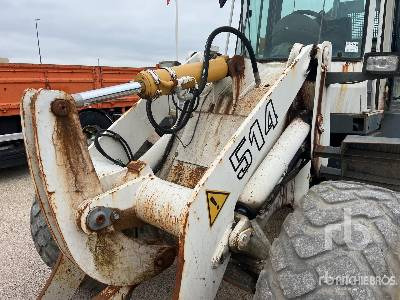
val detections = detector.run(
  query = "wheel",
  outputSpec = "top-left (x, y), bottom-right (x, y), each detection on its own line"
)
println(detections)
top-left (30, 196), bottom-right (60, 268)
top-left (30, 197), bottom-right (106, 295)
top-left (255, 181), bottom-right (400, 299)
top-left (79, 110), bottom-right (113, 145)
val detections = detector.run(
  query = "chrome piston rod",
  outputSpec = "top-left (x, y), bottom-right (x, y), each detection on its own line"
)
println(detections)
top-left (72, 81), bottom-right (142, 107)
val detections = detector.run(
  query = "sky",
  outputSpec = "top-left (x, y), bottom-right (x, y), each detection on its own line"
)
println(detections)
top-left (0, 0), bottom-right (240, 67)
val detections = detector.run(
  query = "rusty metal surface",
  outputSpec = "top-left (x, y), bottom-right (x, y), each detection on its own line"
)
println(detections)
top-left (199, 78), bottom-right (236, 115)
top-left (311, 43), bottom-right (332, 175)
top-left (0, 165), bottom-right (253, 300)
top-left (228, 55), bottom-right (245, 102)
top-left (23, 89), bottom-right (181, 286)
top-left (49, 94), bottom-right (102, 211)
top-left (51, 98), bottom-right (70, 117)
top-left (131, 175), bottom-right (192, 237)
top-left (93, 286), bottom-right (136, 300)
top-left (328, 60), bottom-right (367, 114)
top-left (167, 161), bottom-right (207, 189)
top-left (21, 40), bottom-right (326, 299)
top-left (233, 85), bottom-right (271, 117)
top-left (173, 45), bottom-right (315, 299)
top-left (127, 160), bottom-right (147, 175)
top-left (21, 89), bottom-right (72, 258)
top-left (341, 61), bottom-right (357, 73)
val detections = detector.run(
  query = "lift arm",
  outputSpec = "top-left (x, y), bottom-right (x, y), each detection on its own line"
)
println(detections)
top-left (22, 42), bottom-right (331, 299)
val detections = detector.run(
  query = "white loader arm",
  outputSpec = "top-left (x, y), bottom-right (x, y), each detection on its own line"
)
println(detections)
top-left (21, 43), bottom-right (331, 299)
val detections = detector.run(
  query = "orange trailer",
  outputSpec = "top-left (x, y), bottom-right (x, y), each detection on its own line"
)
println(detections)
top-left (0, 63), bottom-right (145, 168)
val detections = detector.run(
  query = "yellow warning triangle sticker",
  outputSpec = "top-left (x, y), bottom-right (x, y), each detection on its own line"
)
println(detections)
top-left (206, 190), bottom-right (230, 227)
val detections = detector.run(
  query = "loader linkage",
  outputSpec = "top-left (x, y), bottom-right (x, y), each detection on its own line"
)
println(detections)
top-left (22, 39), bottom-right (333, 299)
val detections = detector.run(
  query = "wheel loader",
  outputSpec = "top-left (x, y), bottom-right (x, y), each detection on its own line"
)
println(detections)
top-left (23, 0), bottom-right (400, 299)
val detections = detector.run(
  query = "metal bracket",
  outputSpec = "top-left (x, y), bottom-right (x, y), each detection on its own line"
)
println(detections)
top-left (325, 72), bottom-right (387, 85)
top-left (86, 206), bottom-right (119, 231)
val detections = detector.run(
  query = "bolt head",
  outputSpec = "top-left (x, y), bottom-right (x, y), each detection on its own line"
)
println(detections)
top-left (51, 99), bottom-right (70, 117)
top-left (238, 232), bottom-right (251, 248)
top-left (112, 211), bottom-right (120, 220)
top-left (95, 214), bottom-right (106, 225)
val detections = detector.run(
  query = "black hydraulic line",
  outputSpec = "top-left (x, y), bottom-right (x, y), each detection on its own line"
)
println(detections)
top-left (96, 27), bottom-right (261, 171)
top-left (200, 26), bottom-right (261, 95)
top-left (153, 133), bottom-right (176, 174)
top-left (146, 99), bottom-right (192, 136)
top-left (94, 130), bottom-right (134, 167)
top-left (146, 26), bottom-right (261, 137)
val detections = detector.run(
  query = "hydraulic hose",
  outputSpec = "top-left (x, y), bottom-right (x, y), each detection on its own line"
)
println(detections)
top-left (199, 26), bottom-right (261, 96)
top-left (146, 26), bottom-right (260, 137)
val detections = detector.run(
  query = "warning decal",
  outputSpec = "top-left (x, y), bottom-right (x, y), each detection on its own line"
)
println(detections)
top-left (206, 190), bottom-right (230, 227)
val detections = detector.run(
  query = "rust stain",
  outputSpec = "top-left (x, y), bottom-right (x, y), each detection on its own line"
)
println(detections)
top-left (37, 253), bottom-right (85, 298)
top-left (167, 161), bottom-right (207, 189)
top-left (130, 175), bottom-right (183, 236)
top-left (233, 85), bottom-right (270, 117)
top-left (127, 160), bottom-right (147, 176)
top-left (52, 95), bottom-right (103, 211)
top-left (87, 233), bottom-right (118, 278)
top-left (214, 93), bottom-right (225, 114)
top-left (51, 98), bottom-right (70, 116)
top-left (223, 94), bottom-right (235, 115)
top-left (335, 83), bottom-right (348, 112)
top-left (30, 92), bottom-right (73, 259)
top-left (228, 55), bottom-right (245, 102)
top-left (341, 61), bottom-right (357, 73)
top-left (92, 286), bottom-right (135, 300)
top-left (312, 64), bottom-right (327, 173)
top-left (342, 62), bottom-right (350, 73)
top-left (37, 254), bottom-right (64, 299)
top-left (46, 94), bottom-right (118, 278)
top-left (214, 88), bottom-right (235, 115)
top-left (172, 212), bottom-right (189, 300)
top-left (208, 87), bottom-right (235, 115)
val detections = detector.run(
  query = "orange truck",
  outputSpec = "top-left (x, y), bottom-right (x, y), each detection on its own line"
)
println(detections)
top-left (0, 63), bottom-right (144, 168)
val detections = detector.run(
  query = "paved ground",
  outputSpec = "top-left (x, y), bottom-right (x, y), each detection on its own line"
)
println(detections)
top-left (0, 165), bottom-right (50, 299)
top-left (0, 165), bottom-right (252, 299)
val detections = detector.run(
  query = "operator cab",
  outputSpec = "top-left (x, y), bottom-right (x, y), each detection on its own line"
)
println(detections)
top-left (239, 0), bottom-right (399, 139)
top-left (242, 0), bottom-right (376, 60)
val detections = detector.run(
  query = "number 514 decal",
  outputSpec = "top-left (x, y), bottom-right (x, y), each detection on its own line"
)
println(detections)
top-left (229, 100), bottom-right (278, 180)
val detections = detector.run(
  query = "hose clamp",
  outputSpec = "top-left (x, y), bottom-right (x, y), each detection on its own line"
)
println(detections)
top-left (147, 69), bottom-right (161, 85)
top-left (162, 67), bottom-right (177, 81)
top-left (146, 69), bottom-right (162, 99)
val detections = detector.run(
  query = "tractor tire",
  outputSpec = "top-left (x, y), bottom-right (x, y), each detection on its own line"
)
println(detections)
top-left (30, 197), bottom-right (105, 296)
top-left (30, 196), bottom-right (60, 268)
top-left (254, 181), bottom-right (400, 300)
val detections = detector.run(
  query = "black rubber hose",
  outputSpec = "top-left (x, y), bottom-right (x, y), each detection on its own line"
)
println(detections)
top-left (146, 26), bottom-right (260, 136)
top-left (94, 130), bottom-right (134, 167)
top-left (198, 26), bottom-right (261, 97)
top-left (146, 99), bottom-right (193, 135)
top-left (153, 133), bottom-right (176, 174)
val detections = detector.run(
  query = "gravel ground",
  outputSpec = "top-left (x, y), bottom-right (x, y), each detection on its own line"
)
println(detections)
top-left (0, 165), bottom-right (50, 299)
top-left (0, 165), bottom-right (252, 299)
